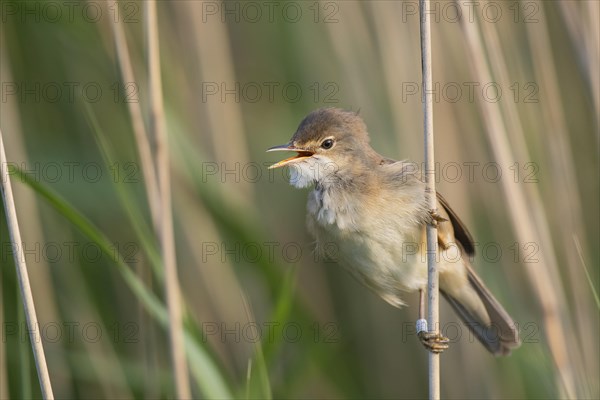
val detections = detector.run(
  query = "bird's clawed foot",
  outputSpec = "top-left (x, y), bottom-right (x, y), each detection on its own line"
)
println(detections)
top-left (429, 210), bottom-right (448, 228)
top-left (418, 331), bottom-right (450, 354)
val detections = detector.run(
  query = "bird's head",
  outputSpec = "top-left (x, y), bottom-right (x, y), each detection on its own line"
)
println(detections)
top-left (268, 108), bottom-right (376, 188)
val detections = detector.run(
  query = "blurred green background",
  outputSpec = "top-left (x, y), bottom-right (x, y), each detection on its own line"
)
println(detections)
top-left (1, 1), bottom-right (598, 399)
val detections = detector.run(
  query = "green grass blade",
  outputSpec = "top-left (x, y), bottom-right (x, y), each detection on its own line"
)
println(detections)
top-left (240, 293), bottom-right (272, 400)
top-left (11, 166), bottom-right (234, 399)
top-left (82, 103), bottom-right (163, 281)
top-left (574, 236), bottom-right (600, 309)
top-left (17, 305), bottom-right (32, 400)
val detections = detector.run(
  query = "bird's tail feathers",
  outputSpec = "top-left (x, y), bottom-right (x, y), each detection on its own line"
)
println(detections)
top-left (442, 263), bottom-right (521, 356)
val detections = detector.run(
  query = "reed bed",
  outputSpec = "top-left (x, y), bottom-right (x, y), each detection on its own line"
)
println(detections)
top-left (0, 1), bottom-right (597, 398)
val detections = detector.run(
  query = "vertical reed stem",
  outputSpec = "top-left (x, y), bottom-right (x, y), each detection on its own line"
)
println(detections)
top-left (0, 130), bottom-right (54, 399)
top-left (419, 1), bottom-right (440, 399)
top-left (107, 0), bottom-right (161, 236)
top-left (145, 2), bottom-right (191, 398)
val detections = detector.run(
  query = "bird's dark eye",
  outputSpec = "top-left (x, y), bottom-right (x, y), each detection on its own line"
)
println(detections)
top-left (321, 139), bottom-right (334, 149)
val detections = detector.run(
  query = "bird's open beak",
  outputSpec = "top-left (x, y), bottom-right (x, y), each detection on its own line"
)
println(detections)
top-left (266, 143), bottom-right (314, 169)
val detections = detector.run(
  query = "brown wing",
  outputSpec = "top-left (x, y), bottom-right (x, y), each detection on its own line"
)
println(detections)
top-left (437, 192), bottom-right (475, 256)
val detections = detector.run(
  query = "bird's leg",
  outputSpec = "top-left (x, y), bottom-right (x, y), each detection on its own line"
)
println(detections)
top-left (418, 288), bottom-right (426, 320)
top-left (416, 289), bottom-right (449, 354)
top-left (429, 209), bottom-right (448, 228)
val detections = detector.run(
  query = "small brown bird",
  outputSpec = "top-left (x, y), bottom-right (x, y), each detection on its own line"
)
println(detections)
top-left (268, 108), bottom-right (520, 355)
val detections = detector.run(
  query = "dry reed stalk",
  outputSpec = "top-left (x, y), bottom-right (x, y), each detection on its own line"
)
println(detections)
top-left (370, 1), bottom-right (421, 155)
top-left (459, 12), bottom-right (578, 399)
top-left (0, 279), bottom-right (7, 400)
top-left (106, 0), bottom-right (161, 235)
top-left (321, 3), bottom-right (378, 111)
top-left (179, 1), bottom-right (252, 203)
top-left (0, 31), bottom-right (77, 396)
top-left (104, 3), bottom-right (162, 396)
top-left (520, 4), bottom-right (595, 393)
top-left (145, 2), bottom-right (191, 398)
top-left (557, 1), bottom-right (599, 136)
top-left (0, 129), bottom-right (54, 399)
top-left (484, 5), bottom-right (595, 394)
top-left (419, 1), bottom-right (440, 399)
